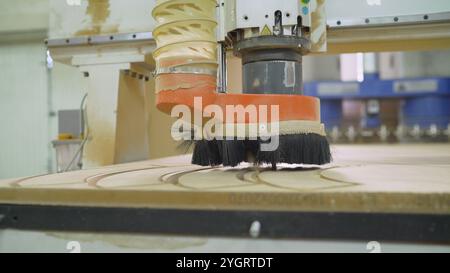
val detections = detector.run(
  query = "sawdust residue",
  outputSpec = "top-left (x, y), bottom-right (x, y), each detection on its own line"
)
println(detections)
top-left (75, 0), bottom-right (119, 36)
top-left (83, 122), bottom-right (116, 167)
top-left (87, 0), bottom-right (111, 25)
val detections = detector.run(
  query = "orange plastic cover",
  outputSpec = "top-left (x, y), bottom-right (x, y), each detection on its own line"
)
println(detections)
top-left (156, 74), bottom-right (320, 123)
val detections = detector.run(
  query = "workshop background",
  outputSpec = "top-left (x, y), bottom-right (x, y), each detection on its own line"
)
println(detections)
top-left (1, 0), bottom-right (450, 253)
top-left (1, 0), bottom-right (450, 179)
top-left (0, 0), bottom-right (83, 179)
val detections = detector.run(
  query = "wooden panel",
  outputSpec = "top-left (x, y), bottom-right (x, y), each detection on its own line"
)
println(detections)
top-left (0, 144), bottom-right (449, 214)
top-left (114, 70), bottom-right (150, 163)
top-left (81, 64), bottom-right (125, 167)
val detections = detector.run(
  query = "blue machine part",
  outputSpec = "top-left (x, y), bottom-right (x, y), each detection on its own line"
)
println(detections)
top-left (402, 96), bottom-right (450, 129)
top-left (306, 76), bottom-right (450, 130)
top-left (363, 73), bottom-right (380, 81)
top-left (362, 115), bottom-right (382, 129)
top-left (320, 100), bottom-right (342, 129)
top-left (304, 77), bottom-right (450, 99)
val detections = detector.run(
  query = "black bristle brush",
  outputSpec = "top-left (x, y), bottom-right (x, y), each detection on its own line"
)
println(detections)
top-left (188, 133), bottom-right (331, 169)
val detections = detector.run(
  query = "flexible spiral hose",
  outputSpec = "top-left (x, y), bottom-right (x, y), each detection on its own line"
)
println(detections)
top-left (152, 0), bottom-right (218, 93)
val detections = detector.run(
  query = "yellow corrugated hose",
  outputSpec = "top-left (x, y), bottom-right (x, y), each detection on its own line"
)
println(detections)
top-left (152, 0), bottom-right (218, 93)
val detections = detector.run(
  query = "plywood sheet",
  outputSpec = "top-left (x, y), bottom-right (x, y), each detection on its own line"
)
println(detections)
top-left (0, 145), bottom-right (449, 214)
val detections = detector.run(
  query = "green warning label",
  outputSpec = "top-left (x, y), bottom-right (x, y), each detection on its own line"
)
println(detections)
top-left (260, 25), bottom-right (272, 36)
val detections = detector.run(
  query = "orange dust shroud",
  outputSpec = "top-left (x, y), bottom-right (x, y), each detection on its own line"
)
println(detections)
top-left (156, 74), bottom-right (320, 124)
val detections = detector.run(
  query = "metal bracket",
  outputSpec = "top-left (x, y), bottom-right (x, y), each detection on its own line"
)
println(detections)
top-left (46, 32), bottom-right (154, 48)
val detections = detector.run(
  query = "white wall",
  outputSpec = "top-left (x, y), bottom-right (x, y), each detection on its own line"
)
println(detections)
top-left (0, 44), bottom-right (87, 179)
top-left (304, 49), bottom-right (450, 82)
top-left (0, 1), bottom-right (87, 179)
top-left (0, 0), bottom-right (49, 42)
top-left (0, 41), bottom-right (50, 178)
top-left (50, 63), bottom-right (87, 112)
top-left (380, 50), bottom-right (450, 79)
top-left (303, 55), bottom-right (341, 82)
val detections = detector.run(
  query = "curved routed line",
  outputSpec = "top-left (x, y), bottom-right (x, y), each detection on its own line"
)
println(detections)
top-left (10, 174), bottom-right (63, 188)
top-left (318, 165), bottom-right (364, 187)
top-left (85, 166), bottom-right (169, 189)
top-left (165, 168), bottom-right (253, 191)
top-left (254, 166), bottom-right (360, 193)
top-left (161, 167), bottom-right (261, 191)
top-left (8, 165), bottom-right (360, 193)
